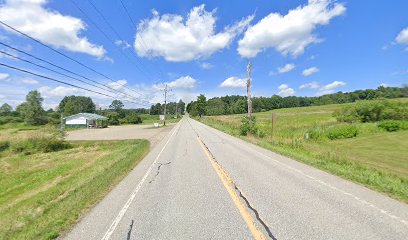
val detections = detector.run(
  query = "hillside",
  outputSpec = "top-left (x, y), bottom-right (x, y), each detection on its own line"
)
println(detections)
top-left (198, 98), bottom-right (408, 202)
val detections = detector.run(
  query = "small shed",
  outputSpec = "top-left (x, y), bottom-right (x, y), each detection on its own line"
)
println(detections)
top-left (64, 113), bottom-right (108, 128)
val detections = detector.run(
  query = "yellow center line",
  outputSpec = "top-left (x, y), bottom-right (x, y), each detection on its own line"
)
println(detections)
top-left (197, 137), bottom-right (267, 240)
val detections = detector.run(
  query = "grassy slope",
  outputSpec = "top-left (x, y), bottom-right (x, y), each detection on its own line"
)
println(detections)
top-left (0, 139), bottom-right (149, 239)
top-left (198, 98), bottom-right (408, 203)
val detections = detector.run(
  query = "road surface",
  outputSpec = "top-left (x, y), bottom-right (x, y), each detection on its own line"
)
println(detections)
top-left (65, 116), bottom-right (408, 240)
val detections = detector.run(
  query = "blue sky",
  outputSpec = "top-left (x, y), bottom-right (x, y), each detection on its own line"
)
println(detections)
top-left (0, 0), bottom-right (407, 109)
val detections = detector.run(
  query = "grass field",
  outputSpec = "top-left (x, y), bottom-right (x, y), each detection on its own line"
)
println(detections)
top-left (198, 98), bottom-right (408, 203)
top-left (140, 114), bottom-right (181, 125)
top-left (0, 126), bottom-right (149, 239)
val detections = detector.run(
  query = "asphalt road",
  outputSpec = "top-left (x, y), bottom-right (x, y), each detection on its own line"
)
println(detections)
top-left (65, 116), bottom-right (408, 240)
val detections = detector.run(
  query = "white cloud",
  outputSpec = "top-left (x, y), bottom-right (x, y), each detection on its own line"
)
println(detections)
top-left (153, 76), bottom-right (198, 90)
top-left (200, 62), bottom-right (213, 70)
top-left (318, 80), bottom-right (346, 94)
top-left (320, 81), bottom-right (346, 90)
top-left (21, 78), bottom-right (38, 85)
top-left (278, 84), bottom-right (295, 97)
top-left (219, 77), bottom-right (247, 88)
top-left (396, 27), bottom-right (408, 45)
top-left (302, 66), bottom-right (320, 76)
top-left (0, 73), bottom-right (10, 80)
top-left (114, 40), bottom-right (131, 49)
top-left (135, 5), bottom-right (253, 62)
top-left (38, 86), bottom-right (82, 98)
top-left (0, 94), bottom-right (5, 99)
top-left (107, 79), bottom-right (128, 91)
top-left (0, 0), bottom-right (106, 58)
top-left (300, 81), bottom-right (320, 89)
top-left (380, 83), bottom-right (389, 87)
top-left (238, 0), bottom-right (346, 58)
top-left (278, 63), bottom-right (295, 74)
top-left (167, 76), bottom-right (197, 89)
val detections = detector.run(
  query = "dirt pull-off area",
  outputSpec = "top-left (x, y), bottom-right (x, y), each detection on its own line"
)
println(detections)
top-left (65, 124), bottom-right (176, 147)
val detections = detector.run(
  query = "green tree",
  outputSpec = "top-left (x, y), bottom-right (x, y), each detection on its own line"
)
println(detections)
top-left (58, 96), bottom-right (96, 116)
top-left (18, 90), bottom-right (46, 125)
top-left (149, 103), bottom-right (162, 115)
top-left (207, 98), bottom-right (225, 115)
top-left (196, 94), bottom-right (207, 118)
top-left (232, 98), bottom-right (247, 114)
top-left (107, 112), bottom-right (120, 125)
top-left (109, 100), bottom-right (124, 112)
top-left (0, 103), bottom-right (12, 115)
top-left (122, 113), bottom-right (142, 124)
top-left (178, 99), bottom-right (185, 115)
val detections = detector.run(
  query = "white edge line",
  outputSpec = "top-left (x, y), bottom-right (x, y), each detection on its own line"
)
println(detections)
top-left (101, 122), bottom-right (181, 240)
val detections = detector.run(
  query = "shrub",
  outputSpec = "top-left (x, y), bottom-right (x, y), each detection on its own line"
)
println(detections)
top-left (378, 120), bottom-right (408, 132)
top-left (12, 127), bottom-right (70, 154)
top-left (0, 141), bottom-right (10, 152)
top-left (0, 116), bottom-right (23, 125)
top-left (308, 127), bottom-right (326, 141)
top-left (121, 113), bottom-right (143, 124)
top-left (326, 125), bottom-right (358, 140)
top-left (240, 116), bottom-right (258, 136)
top-left (334, 100), bottom-right (408, 123)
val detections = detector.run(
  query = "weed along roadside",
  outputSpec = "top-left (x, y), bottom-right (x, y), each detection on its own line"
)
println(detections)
top-left (197, 98), bottom-right (408, 203)
top-left (0, 125), bottom-right (150, 239)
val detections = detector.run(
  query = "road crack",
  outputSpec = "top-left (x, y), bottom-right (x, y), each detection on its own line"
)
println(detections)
top-left (195, 130), bottom-right (277, 239)
top-left (126, 219), bottom-right (134, 240)
top-left (149, 162), bottom-right (171, 183)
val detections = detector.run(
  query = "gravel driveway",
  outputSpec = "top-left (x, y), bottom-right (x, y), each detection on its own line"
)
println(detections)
top-left (65, 124), bottom-right (176, 147)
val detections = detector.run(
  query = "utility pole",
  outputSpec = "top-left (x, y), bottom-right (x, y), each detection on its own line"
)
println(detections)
top-left (175, 100), bottom-right (178, 118)
top-left (247, 61), bottom-right (253, 129)
top-left (162, 84), bottom-right (170, 126)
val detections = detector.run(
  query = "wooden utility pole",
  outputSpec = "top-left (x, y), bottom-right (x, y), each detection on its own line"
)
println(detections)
top-left (175, 100), bottom-right (178, 118)
top-left (247, 61), bottom-right (253, 129)
top-left (162, 84), bottom-right (169, 126)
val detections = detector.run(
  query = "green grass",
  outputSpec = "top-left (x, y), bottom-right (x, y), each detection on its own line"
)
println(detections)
top-left (0, 122), bottom-right (40, 131)
top-left (140, 114), bottom-right (182, 125)
top-left (198, 98), bottom-right (408, 203)
top-left (0, 128), bottom-right (149, 239)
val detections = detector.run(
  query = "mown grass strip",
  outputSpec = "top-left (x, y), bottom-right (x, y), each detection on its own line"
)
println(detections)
top-left (0, 140), bottom-right (149, 240)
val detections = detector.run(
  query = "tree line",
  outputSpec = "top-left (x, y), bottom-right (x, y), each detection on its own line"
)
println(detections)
top-left (187, 86), bottom-right (408, 117)
top-left (0, 90), bottom-right (185, 126)
top-left (149, 100), bottom-right (186, 116)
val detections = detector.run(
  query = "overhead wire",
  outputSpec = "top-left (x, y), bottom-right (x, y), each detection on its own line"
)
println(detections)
top-left (0, 41), bottom-right (144, 101)
top-left (117, 0), bottom-right (168, 80)
top-left (0, 62), bottom-right (142, 104)
top-left (69, 0), bottom-right (159, 82)
top-left (0, 20), bottom-right (143, 96)
top-left (0, 49), bottom-right (142, 102)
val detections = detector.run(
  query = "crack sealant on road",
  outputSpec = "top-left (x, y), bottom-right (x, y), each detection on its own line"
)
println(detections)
top-left (188, 118), bottom-right (277, 240)
top-left (149, 162), bottom-right (171, 183)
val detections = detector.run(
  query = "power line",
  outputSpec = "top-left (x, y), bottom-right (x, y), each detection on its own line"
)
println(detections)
top-left (0, 20), bottom-right (142, 96)
top-left (86, 0), bottom-right (123, 41)
top-left (0, 62), bottom-right (142, 104)
top-left (87, 0), bottom-right (165, 81)
top-left (0, 41), bottom-right (142, 99)
top-left (0, 49), bottom-right (141, 101)
top-left (69, 0), bottom-right (158, 81)
top-left (117, 0), bottom-right (168, 79)
top-left (118, 0), bottom-right (136, 26)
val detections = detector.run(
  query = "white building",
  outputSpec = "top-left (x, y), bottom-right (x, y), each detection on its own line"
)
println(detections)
top-left (63, 113), bottom-right (108, 128)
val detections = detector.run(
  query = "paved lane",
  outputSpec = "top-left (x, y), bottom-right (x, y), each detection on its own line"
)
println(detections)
top-left (66, 116), bottom-right (408, 240)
